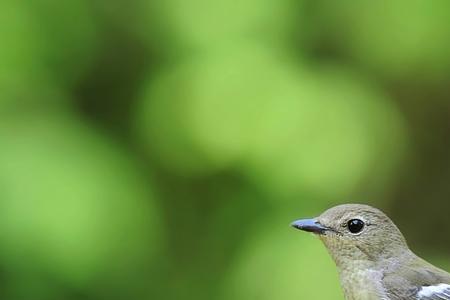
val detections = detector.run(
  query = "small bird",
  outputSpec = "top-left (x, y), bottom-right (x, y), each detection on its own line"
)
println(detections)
top-left (291, 204), bottom-right (450, 300)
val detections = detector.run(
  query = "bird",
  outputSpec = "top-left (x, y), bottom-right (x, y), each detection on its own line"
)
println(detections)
top-left (291, 204), bottom-right (450, 300)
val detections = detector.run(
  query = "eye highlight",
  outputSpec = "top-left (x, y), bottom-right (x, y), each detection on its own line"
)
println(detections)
top-left (347, 219), bottom-right (365, 234)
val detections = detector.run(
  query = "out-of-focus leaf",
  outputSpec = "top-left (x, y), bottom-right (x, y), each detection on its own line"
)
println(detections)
top-left (143, 0), bottom-right (302, 51)
top-left (0, 0), bottom-right (98, 89)
top-left (311, 0), bottom-right (450, 79)
top-left (221, 215), bottom-right (342, 300)
top-left (244, 66), bottom-right (407, 201)
top-left (0, 113), bottom-right (161, 289)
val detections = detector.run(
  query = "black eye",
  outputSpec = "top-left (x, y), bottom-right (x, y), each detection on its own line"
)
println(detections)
top-left (347, 219), bottom-right (365, 234)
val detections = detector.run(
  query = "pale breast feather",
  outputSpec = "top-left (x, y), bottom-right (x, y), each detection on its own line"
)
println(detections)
top-left (417, 283), bottom-right (450, 299)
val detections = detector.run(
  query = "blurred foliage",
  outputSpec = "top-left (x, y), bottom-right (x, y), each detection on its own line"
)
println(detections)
top-left (0, 0), bottom-right (449, 299)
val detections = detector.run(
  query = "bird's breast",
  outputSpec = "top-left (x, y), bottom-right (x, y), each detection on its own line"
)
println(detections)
top-left (339, 267), bottom-right (389, 300)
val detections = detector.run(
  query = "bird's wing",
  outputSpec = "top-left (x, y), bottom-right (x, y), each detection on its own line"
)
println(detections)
top-left (381, 255), bottom-right (450, 300)
top-left (417, 284), bottom-right (450, 300)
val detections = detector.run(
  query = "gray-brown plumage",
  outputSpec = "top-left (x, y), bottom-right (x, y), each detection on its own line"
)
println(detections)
top-left (291, 204), bottom-right (450, 300)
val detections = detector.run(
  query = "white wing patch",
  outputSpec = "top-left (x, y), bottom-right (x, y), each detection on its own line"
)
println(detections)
top-left (418, 283), bottom-right (450, 299)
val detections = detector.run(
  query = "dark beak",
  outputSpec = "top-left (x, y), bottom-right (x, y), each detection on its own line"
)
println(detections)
top-left (291, 218), bottom-right (327, 235)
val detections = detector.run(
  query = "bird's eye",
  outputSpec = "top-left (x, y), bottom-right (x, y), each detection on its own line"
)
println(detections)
top-left (347, 219), bottom-right (365, 234)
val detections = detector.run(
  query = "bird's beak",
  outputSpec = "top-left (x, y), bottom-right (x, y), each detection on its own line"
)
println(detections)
top-left (291, 218), bottom-right (327, 235)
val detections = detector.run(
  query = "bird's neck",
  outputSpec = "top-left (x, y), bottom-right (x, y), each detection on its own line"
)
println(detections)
top-left (328, 244), bottom-right (415, 273)
top-left (329, 247), bottom-right (416, 300)
top-left (338, 266), bottom-right (387, 300)
top-left (331, 252), bottom-right (386, 300)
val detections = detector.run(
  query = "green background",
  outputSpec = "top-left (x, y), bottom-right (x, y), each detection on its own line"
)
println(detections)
top-left (0, 1), bottom-right (449, 299)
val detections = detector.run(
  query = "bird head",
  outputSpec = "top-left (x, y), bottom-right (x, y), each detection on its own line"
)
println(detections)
top-left (292, 204), bottom-right (409, 267)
